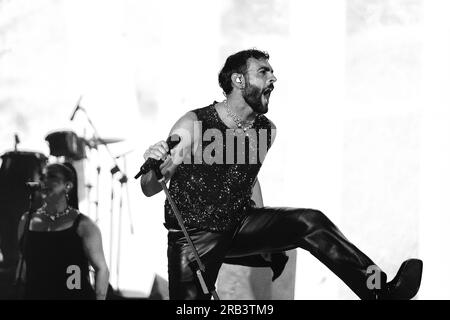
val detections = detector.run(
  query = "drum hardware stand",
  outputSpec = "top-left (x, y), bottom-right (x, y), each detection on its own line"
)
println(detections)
top-left (82, 129), bottom-right (95, 221)
top-left (94, 165), bottom-right (101, 222)
top-left (115, 174), bottom-right (126, 290)
top-left (85, 183), bottom-right (93, 217)
top-left (115, 151), bottom-right (134, 234)
top-left (109, 165), bottom-right (120, 276)
top-left (113, 153), bottom-right (135, 291)
top-left (14, 188), bottom-right (39, 298)
top-left (74, 105), bottom-right (128, 292)
top-left (76, 106), bottom-right (125, 175)
top-left (69, 101), bottom-right (125, 224)
top-left (134, 136), bottom-right (220, 300)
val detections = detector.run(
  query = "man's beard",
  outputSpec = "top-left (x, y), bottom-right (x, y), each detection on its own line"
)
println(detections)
top-left (243, 83), bottom-right (269, 114)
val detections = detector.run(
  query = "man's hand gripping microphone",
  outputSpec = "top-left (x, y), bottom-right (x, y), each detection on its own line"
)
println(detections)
top-left (134, 135), bottom-right (181, 180)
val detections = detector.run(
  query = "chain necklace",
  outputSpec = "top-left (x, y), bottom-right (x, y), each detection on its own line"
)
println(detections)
top-left (36, 203), bottom-right (72, 222)
top-left (224, 100), bottom-right (255, 133)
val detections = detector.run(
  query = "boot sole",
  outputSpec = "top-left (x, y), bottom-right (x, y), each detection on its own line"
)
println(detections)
top-left (391, 259), bottom-right (423, 300)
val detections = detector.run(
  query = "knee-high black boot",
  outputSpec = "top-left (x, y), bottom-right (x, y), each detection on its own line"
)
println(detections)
top-left (297, 210), bottom-right (422, 299)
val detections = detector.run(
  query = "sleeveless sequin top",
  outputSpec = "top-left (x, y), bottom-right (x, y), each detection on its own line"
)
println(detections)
top-left (164, 102), bottom-right (273, 232)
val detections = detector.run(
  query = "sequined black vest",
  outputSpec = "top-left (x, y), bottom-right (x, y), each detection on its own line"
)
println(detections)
top-left (164, 102), bottom-right (273, 232)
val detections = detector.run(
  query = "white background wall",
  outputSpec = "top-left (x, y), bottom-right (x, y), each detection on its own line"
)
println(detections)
top-left (1, 0), bottom-right (449, 299)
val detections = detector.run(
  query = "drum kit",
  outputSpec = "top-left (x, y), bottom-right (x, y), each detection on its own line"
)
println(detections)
top-left (0, 103), bottom-right (133, 293)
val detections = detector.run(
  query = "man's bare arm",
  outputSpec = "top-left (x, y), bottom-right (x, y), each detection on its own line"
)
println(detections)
top-left (140, 111), bottom-right (199, 197)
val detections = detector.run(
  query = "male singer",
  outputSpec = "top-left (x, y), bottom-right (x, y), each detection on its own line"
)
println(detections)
top-left (140, 49), bottom-right (423, 300)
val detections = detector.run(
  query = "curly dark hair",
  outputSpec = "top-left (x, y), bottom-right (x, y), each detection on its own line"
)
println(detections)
top-left (218, 49), bottom-right (270, 95)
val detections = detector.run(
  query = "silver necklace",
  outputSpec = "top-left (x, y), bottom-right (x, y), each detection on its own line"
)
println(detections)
top-left (224, 100), bottom-right (255, 133)
top-left (37, 204), bottom-right (72, 222)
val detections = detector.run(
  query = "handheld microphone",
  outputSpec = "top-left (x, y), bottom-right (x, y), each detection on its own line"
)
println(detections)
top-left (134, 134), bottom-right (181, 179)
top-left (70, 96), bottom-right (83, 121)
top-left (25, 181), bottom-right (44, 191)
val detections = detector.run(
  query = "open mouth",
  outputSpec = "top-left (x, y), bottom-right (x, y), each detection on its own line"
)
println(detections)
top-left (263, 86), bottom-right (273, 99)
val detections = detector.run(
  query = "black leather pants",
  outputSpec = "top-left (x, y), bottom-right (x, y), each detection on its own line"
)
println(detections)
top-left (167, 207), bottom-right (382, 300)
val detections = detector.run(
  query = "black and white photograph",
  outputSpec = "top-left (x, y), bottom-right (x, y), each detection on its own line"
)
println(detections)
top-left (0, 0), bottom-right (449, 304)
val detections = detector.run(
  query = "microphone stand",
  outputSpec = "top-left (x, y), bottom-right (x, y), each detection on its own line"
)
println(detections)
top-left (136, 161), bottom-right (220, 300)
top-left (14, 190), bottom-right (39, 298)
top-left (160, 181), bottom-right (220, 300)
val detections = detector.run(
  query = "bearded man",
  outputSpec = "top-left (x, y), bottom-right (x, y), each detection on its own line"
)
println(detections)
top-left (140, 49), bottom-right (423, 300)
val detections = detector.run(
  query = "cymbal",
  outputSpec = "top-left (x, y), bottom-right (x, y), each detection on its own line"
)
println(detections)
top-left (83, 137), bottom-right (124, 148)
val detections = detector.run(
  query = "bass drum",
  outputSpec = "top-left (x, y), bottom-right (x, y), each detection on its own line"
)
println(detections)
top-left (0, 151), bottom-right (47, 269)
